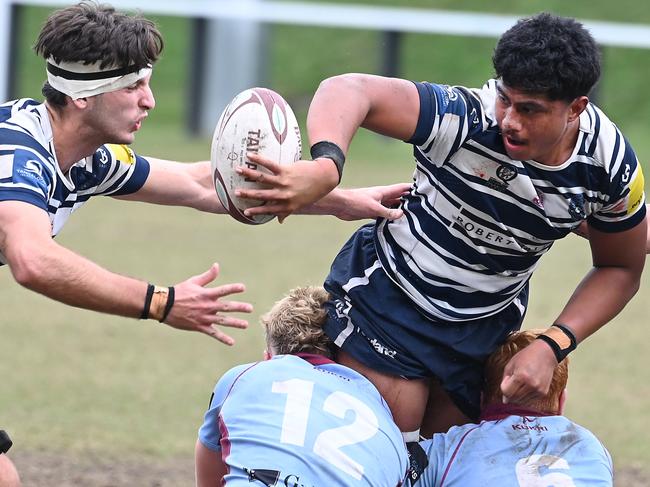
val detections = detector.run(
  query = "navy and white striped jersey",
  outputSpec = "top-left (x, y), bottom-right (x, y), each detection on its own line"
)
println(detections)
top-left (0, 98), bottom-right (150, 265)
top-left (375, 80), bottom-right (645, 322)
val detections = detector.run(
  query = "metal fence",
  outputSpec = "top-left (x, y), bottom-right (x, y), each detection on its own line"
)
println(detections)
top-left (2, 0), bottom-right (650, 134)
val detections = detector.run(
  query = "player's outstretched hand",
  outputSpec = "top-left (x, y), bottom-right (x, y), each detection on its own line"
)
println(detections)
top-left (322, 183), bottom-right (409, 221)
top-left (163, 263), bottom-right (253, 345)
top-left (236, 152), bottom-right (339, 222)
top-left (500, 338), bottom-right (558, 405)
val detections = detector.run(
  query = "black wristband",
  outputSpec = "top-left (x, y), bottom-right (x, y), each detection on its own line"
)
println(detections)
top-left (159, 286), bottom-right (175, 323)
top-left (536, 324), bottom-right (578, 363)
top-left (0, 430), bottom-right (12, 454)
top-left (310, 140), bottom-right (345, 182)
top-left (140, 283), bottom-right (155, 320)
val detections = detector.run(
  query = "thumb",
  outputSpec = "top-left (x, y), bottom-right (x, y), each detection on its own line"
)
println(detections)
top-left (500, 373), bottom-right (514, 404)
top-left (192, 263), bottom-right (220, 286)
top-left (383, 208), bottom-right (404, 221)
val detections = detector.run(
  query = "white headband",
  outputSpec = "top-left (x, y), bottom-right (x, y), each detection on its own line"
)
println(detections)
top-left (46, 57), bottom-right (152, 99)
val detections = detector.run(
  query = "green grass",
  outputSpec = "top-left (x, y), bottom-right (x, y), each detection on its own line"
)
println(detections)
top-left (2, 0), bottom-right (650, 475)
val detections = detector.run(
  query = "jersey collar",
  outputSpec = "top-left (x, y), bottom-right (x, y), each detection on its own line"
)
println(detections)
top-left (480, 403), bottom-right (556, 421)
top-left (295, 352), bottom-right (336, 366)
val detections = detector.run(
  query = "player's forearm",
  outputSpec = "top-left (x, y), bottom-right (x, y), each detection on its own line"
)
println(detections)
top-left (553, 265), bottom-right (642, 342)
top-left (9, 240), bottom-right (148, 319)
top-left (300, 187), bottom-right (351, 216)
top-left (120, 158), bottom-right (226, 214)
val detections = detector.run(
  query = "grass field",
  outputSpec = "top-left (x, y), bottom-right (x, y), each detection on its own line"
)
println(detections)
top-left (1, 1), bottom-right (650, 484)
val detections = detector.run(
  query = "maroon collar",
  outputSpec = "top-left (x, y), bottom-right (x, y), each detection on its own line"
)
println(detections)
top-left (295, 353), bottom-right (336, 366)
top-left (480, 403), bottom-right (556, 421)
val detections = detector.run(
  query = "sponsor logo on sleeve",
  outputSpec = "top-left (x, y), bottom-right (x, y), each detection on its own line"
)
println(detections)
top-left (105, 144), bottom-right (136, 164)
top-left (12, 150), bottom-right (48, 187)
top-left (626, 168), bottom-right (645, 214)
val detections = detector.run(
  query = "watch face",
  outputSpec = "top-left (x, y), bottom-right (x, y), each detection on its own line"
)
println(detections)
top-left (0, 430), bottom-right (12, 454)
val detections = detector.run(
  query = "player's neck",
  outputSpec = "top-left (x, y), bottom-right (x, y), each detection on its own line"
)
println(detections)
top-left (46, 103), bottom-right (101, 172)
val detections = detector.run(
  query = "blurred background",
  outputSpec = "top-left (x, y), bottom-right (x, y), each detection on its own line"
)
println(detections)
top-left (1, 1), bottom-right (649, 485)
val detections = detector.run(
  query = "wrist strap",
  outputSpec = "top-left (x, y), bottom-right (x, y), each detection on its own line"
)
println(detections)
top-left (149, 286), bottom-right (169, 322)
top-left (141, 285), bottom-right (175, 322)
top-left (160, 286), bottom-right (175, 323)
top-left (0, 430), bottom-right (12, 454)
top-left (310, 140), bottom-right (345, 183)
top-left (140, 283), bottom-right (155, 319)
top-left (536, 323), bottom-right (577, 363)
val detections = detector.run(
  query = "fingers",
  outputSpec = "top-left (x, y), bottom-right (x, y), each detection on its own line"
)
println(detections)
top-left (191, 263), bottom-right (220, 287)
top-left (212, 298), bottom-right (253, 314)
top-left (235, 152), bottom-right (283, 187)
top-left (380, 183), bottom-right (411, 200)
top-left (383, 208), bottom-right (404, 221)
top-left (236, 187), bottom-right (284, 202)
top-left (244, 202), bottom-right (291, 217)
top-left (245, 152), bottom-right (282, 173)
top-left (209, 282), bottom-right (250, 301)
top-left (198, 324), bottom-right (236, 346)
top-left (213, 313), bottom-right (249, 329)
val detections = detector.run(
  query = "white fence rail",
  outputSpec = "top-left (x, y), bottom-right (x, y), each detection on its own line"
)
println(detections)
top-left (2, 0), bottom-right (649, 133)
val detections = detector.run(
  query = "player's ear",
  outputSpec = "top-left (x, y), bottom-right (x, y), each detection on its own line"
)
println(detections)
top-left (558, 388), bottom-right (567, 415)
top-left (71, 97), bottom-right (88, 109)
top-left (568, 96), bottom-right (588, 122)
top-left (263, 350), bottom-right (271, 361)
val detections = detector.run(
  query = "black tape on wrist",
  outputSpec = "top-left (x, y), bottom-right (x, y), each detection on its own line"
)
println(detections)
top-left (310, 140), bottom-right (345, 182)
top-left (159, 286), bottom-right (175, 323)
top-left (536, 324), bottom-right (578, 363)
top-left (140, 283), bottom-right (155, 319)
top-left (0, 430), bottom-right (13, 454)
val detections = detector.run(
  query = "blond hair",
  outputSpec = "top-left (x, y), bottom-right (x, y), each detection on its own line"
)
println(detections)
top-left (261, 286), bottom-right (333, 358)
top-left (482, 329), bottom-right (569, 413)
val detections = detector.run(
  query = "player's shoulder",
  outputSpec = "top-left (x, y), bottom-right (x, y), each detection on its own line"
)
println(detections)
top-left (578, 103), bottom-right (637, 165)
top-left (0, 99), bottom-right (49, 145)
top-left (0, 98), bottom-right (42, 120)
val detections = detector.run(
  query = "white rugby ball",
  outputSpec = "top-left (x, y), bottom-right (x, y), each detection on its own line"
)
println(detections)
top-left (211, 87), bottom-right (302, 225)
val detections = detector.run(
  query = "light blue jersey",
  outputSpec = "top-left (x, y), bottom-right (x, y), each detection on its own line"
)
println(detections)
top-left (198, 354), bottom-right (409, 486)
top-left (0, 98), bottom-right (150, 264)
top-left (418, 405), bottom-right (613, 486)
top-left (375, 80), bottom-right (645, 321)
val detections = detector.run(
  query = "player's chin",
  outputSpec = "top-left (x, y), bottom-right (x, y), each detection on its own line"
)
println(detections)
top-left (110, 132), bottom-right (136, 145)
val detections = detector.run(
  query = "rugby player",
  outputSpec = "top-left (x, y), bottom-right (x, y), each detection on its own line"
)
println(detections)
top-left (237, 12), bottom-right (646, 440)
top-left (416, 329), bottom-right (613, 486)
top-left (195, 286), bottom-right (409, 486)
top-left (0, 1), bottom-right (407, 342)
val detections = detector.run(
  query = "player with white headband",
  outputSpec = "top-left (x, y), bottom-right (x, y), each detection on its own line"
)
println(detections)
top-left (0, 2), bottom-right (407, 345)
top-left (45, 57), bottom-right (153, 100)
top-left (0, 2), bottom-right (408, 479)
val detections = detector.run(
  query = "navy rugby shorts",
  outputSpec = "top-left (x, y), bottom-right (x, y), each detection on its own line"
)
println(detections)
top-left (323, 224), bottom-right (528, 420)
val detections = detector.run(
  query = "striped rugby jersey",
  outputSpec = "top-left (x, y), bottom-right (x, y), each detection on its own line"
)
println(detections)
top-left (374, 79), bottom-right (645, 322)
top-left (0, 98), bottom-right (150, 265)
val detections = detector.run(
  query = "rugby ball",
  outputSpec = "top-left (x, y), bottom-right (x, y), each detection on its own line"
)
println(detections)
top-left (211, 87), bottom-right (302, 224)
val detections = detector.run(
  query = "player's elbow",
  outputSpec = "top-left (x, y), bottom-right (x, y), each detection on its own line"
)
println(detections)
top-left (5, 246), bottom-right (48, 290)
top-left (317, 73), bottom-right (370, 99)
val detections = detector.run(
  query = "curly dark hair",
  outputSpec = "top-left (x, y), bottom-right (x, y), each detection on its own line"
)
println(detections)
top-left (492, 12), bottom-right (601, 101)
top-left (34, 1), bottom-right (164, 106)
